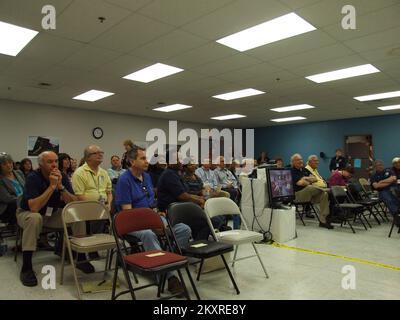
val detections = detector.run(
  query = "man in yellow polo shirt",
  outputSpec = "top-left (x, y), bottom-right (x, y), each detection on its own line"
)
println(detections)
top-left (305, 155), bottom-right (328, 188)
top-left (72, 145), bottom-right (112, 240)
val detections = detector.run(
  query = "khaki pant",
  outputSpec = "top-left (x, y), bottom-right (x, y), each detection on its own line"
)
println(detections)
top-left (17, 209), bottom-right (86, 252)
top-left (295, 186), bottom-right (330, 223)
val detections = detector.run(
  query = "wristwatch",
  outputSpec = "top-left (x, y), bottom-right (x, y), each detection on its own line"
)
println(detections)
top-left (59, 185), bottom-right (66, 192)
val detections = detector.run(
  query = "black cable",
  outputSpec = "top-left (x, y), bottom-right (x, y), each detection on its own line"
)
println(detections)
top-left (249, 178), bottom-right (273, 243)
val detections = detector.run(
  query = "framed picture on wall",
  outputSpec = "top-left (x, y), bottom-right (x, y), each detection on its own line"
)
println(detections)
top-left (28, 136), bottom-right (60, 157)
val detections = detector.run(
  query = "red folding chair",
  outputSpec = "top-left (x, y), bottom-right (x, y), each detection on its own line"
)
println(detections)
top-left (111, 208), bottom-right (200, 300)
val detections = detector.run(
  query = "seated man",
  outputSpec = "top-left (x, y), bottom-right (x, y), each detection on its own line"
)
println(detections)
top-left (107, 155), bottom-right (126, 185)
top-left (17, 151), bottom-right (93, 287)
top-left (183, 160), bottom-right (229, 231)
top-left (214, 156), bottom-right (241, 229)
top-left (370, 160), bottom-right (400, 227)
top-left (72, 145), bottom-right (112, 237)
top-left (305, 155), bottom-right (328, 188)
top-left (290, 153), bottom-right (333, 229)
top-left (157, 150), bottom-right (210, 240)
top-left (195, 159), bottom-right (219, 195)
top-left (115, 146), bottom-right (191, 295)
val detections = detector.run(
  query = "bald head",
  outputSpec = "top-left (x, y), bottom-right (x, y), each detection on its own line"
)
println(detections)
top-left (84, 145), bottom-right (104, 167)
top-left (38, 151), bottom-right (58, 176)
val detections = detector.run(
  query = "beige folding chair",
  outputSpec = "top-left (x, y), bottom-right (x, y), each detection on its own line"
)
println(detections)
top-left (204, 197), bottom-right (269, 278)
top-left (60, 201), bottom-right (116, 300)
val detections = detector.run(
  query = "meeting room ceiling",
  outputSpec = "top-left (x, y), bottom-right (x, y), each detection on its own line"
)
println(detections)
top-left (0, 0), bottom-right (400, 127)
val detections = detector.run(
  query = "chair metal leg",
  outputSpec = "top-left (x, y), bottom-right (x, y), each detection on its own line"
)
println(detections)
top-left (157, 274), bottom-right (164, 298)
top-left (220, 254), bottom-right (240, 295)
top-left (60, 237), bottom-right (66, 285)
top-left (177, 269), bottom-right (191, 300)
top-left (185, 266), bottom-right (201, 300)
top-left (252, 243), bottom-right (269, 278)
top-left (358, 213), bottom-right (368, 230)
top-left (347, 220), bottom-right (356, 234)
top-left (14, 226), bottom-right (20, 263)
top-left (232, 245), bottom-right (239, 268)
top-left (121, 260), bottom-right (136, 300)
top-left (196, 259), bottom-right (204, 281)
top-left (111, 258), bottom-right (119, 300)
top-left (66, 243), bottom-right (82, 300)
top-left (388, 219), bottom-right (395, 238)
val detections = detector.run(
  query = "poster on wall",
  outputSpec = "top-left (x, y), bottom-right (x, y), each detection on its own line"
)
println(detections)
top-left (28, 136), bottom-right (60, 157)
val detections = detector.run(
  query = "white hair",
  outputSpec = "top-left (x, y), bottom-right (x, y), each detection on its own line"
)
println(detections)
top-left (308, 155), bottom-right (318, 162)
top-left (290, 153), bottom-right (302, 163)
top-left (392, 157), bottom-right (400, 164)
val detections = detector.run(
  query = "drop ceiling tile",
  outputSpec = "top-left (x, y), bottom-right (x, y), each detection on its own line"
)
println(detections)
top-left (138, 0), bottom-right (234, 27)
top-left (91, 13), bottom-right (175, 53)
top-left (18, 33), bottom-right (84, 65)
top-left (182, 0), bottom-right (289, 40)
top-left (52, 0), bottom-right (132, 43)
top-left (130, 29), bottom-right (208, 61)
top-left (60, 45), bottom-right (122, 71)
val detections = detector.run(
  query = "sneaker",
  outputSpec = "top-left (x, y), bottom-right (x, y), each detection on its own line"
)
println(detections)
top-left (167, 276), bottom-right (184, 297)
top-left (20, 269), bottom-right (38, 287)
top-left (319, 222), bottom-right (334, 230)
top-left (76, 262), bottom-right (95, 274)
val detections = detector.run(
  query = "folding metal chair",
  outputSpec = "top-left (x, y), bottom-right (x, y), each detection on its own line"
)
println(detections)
top-left (205, 197), bottom-right (269, 278)
top-left (111, 208), bottom-right (200, 300)
top-left (293, 201), bottom-right (319, 226)
top-left (330, 186), bottom-right (368, 233)
top-left (166, 202), bottom-right (240, 295)
top-left (59, 201), bottom-right (116, 300)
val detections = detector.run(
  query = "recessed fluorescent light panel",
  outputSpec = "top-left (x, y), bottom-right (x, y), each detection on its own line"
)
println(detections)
top-left (211, 114), bottom-right (246, 121)
top-left (0, 21), bottom-right (38, 56)
top-left (213, 88), bottom-right (264, 101)
top-left (153, 104), bottom-right (192, 112)
top-left (123, 63), bottom-right (183, 83)
top-left (271, 116), bottom-right (306, 123)
top-left (216, 12), bottom-right (316, 52)
top-left (378, 105), bottom-right (400, 111)
top-left (306, 64), bottom-right (380, 83)
top-left (354, 90), bottom-right (400, 102)
top-left (73, 90), bottom-right (115, 102)
top-left (270, 104), bottom-right (315, 112)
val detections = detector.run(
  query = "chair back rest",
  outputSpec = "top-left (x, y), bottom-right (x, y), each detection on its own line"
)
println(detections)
top-left (113, 208), bottom-right (164, 238)
top-left (204, 197), bottom-right (240, 218)
top-left (347, 183), bottom-right (363, 201)
top-left (167, 202), bottom-right (209, 228)
top-left (62, 201), bottom-right (110, 224)
top-left (330, 186), bottom-right (349, 204)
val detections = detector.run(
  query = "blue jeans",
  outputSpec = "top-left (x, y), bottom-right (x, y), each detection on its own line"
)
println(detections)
top-left (379, 189), bottom-right (400, 216)
top-left (130, 216), bottom-right (191, 280)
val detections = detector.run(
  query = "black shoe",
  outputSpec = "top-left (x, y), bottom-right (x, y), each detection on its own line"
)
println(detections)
top-left (394, 215), bottom-right (400, 228)
top-left (88, 252), bottom-right (100, 260)
top-left (219, 225), bottom-right (232, 232)
top-left (76, 262), bottom-right (95, 274)
top-left (319, 222), bottom-right (334, 230)
top-left (305, 212), bottom-right (315, 218)
top-left (20, 269), bottom-right (38, 287)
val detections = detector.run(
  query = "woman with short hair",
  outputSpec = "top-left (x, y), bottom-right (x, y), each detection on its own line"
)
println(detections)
top-left (0, 153), bottom-right (25, 225)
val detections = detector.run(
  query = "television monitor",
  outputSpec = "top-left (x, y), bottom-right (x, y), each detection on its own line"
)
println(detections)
top-left (266, 168), bottom-right (295, 204)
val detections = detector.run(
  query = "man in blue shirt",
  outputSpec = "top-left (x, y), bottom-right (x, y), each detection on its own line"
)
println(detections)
top-left (115, 146), bottom-right (191, 295)
top-left (370, 160), bottom-right (400, 226)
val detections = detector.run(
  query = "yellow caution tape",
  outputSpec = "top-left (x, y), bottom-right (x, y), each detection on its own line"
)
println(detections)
top-left (272, 242), bottom-right (400, 272)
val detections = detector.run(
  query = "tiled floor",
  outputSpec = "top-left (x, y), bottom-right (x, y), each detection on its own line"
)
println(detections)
top-left (0, 218), bottom-right (399, 300)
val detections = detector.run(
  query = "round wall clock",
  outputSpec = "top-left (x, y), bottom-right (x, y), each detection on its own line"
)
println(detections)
top-left (92, 127), bottom-right (104, 139)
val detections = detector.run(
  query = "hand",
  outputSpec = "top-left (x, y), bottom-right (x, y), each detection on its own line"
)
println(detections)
top-left (159, 211), bottom-right (166, 217)
top-left (49, 172), bottom-right (59, 189)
